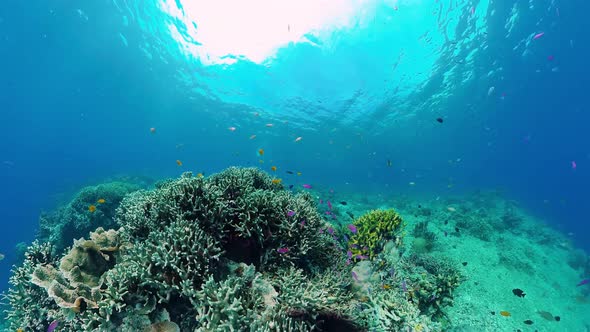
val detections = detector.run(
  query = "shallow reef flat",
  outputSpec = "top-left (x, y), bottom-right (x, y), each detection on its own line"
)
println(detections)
top-left (2, 169), bottom-right (588, 332)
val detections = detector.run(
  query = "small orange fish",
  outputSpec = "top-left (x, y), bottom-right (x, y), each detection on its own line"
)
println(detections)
top-left (88, 205), bottom-right (97, 213)
top-left (258, 149), bottom-right (264, 156)
top-left (271, 166), bottom-right (277, 171)
top-left (97, 198), bottom-right (106, 204)
top-left (17, 329), bottom-right (24, 332)
top-left (500, 311), bottom-right (511, 317)
top-left (382, 284), bottom-right (391, 290)
top-left (176, 160), bottom-right (183, 166)
top-left (271, 178), bottom-right (282, 184)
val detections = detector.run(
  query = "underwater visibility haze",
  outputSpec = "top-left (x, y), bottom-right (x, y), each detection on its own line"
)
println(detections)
top-left (1, 0), bottom-right (589, 331)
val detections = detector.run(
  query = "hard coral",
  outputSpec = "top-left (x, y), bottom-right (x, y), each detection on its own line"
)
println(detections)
top-left (348, 209), bottom-right (405, 260)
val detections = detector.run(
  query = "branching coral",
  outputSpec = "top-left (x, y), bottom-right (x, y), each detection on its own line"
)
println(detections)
top-left (348, 209), bottom-right (405, 260)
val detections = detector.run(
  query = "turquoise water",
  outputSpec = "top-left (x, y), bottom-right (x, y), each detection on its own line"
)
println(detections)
top-left (1, 0), bottom-right (589, 331)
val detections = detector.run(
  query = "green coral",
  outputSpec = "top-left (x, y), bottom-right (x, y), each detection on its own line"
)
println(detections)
top-left (348, 209), bottom-right (405, 260)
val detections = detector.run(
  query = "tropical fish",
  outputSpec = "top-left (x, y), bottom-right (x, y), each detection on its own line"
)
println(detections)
top-left (383, 284), bottom-right (391, 290)
top-left (287, 210), bottom-right (296, 217)
top-left (197, 173), bottom-right (204, 178)
top-left (347, 251), bottom-right (352, 259)
top-left (271, 179), bottom-right (282, 184)
top-left (340, 201), bottom-right (347, 205)
top-left (0, 253), bottom-right (4, 261)
top-left (537, 310), bottom-right (554, 321)
top-left (149, 127), bottom-right (156, 134)
top-left (286, 171), bottom-right (294, 174)
top-left (265, 123), bottom-right (273, 127)
top-left (271, 166), bottom-right (277, 171)
top-left (436, 117), bottom-right (443, 123)
top-left (176, 160), bottom-right (182, 166)
top-left (97, 198), bottom-right (106, 204)
top-left (401, 280), bottom-right (407, 292)
top-left (47, 320), bottom-right (59, 332)
top-left (277, 247), bottom-right (289, 254)
top-left (258, 149), bottom-right (264, 156)
top-left (302, 184), bottom-right (312, 189)
top-left (228, 127), bottom-right (236, 131)
top-left (249, 134), bottom-right (257, 140)
top-left (288, 184), bottom-right (293, 189)
top-left (327, 227), bottom-right (334, 235)
top-left (572, 161), bottom-right (577, 170)
top-left (512, 288), bottom-right (526, 297)
top-left (351, 271), bottom-right (359, 282)
top-left (524, 320), bottom-right (534, 325)
top-left (347, 224), bottom-right (358, 233)
top-left (297, 172), bottom-right (302, 176)
top-left (327, 200), bottom-right (332, 210)
top-left (387, 159), bottom-right (392, 167)
top-left (500, 311), bottom-right (511, 317)
top-left (533, 32), bottom-right (544, 40)
top-left (88, 205), bottom-right (97, 213)
top-left (576, 279), bottom-right (589, 286)
top-left (294, 136), bottom-right (302, 142)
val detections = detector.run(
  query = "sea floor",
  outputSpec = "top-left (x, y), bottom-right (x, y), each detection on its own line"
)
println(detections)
top-left (327, 189), bottom-right (590, 332)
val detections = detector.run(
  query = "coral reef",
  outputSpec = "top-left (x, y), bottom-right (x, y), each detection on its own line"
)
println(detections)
top-left (5, 167), bottom-right (462, 331)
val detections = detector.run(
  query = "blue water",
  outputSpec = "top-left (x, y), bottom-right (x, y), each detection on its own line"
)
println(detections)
top-left (0, 0), bottom-right (588, 296)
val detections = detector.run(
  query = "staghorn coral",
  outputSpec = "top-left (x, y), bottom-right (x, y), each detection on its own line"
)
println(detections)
top-left (4, 241), bottom-right (60, 331)
top-left (348, 209), bottom-right (405, 260)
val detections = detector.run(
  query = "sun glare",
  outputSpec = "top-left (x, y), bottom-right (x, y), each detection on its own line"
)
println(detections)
top-left (159, 0), bottom-right (367, 65)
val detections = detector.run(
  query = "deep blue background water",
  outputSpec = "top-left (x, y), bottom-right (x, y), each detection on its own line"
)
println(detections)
top-left (1, 0), bottom-right (589, 292)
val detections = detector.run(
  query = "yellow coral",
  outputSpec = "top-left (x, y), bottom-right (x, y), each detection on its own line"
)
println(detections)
top-left (348, 209), bottom-right (404, 260)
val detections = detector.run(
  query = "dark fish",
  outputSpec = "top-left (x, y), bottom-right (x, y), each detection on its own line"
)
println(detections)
top-left (436, 117), bottom-right (444, 123)
top-left (490, 311), bottom-right (496, 315)
top-left (288, 184), bottom-right (293, 189)
top-left (512, 288), bottom-right (526, 298)
top-left (286, 171), bottom-right (294, 174)
top-left (462, 262), bottom-right (468, 266)
top-left (444, 231), bottom-right (448, 237)
top-left (555, 316), bottom-right (560, 321)
top-left (455, 227), bottom-right (460, 232)
top-left (340, 201), bottom-right (347, 205)
top-left (444, 220), bottom-right (448, 225)
top-left (386, 159), bottom-right (392, 167)
top-left (418, 204), bottom-right (422, 208)
top-left (523, 320), bottom-right (533, 325)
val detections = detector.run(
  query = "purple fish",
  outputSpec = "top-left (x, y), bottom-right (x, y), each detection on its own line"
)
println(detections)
top-left (401, 280), bottom-right (407, 292)
top-left (319, 228), bottom-right (324, 234)
top-left (347, 224), bottom-right (357, 233)
top-left (47, 320), bottom-right (59, 332)
top-left (277, 247), bottom-right (289, 254)
top-left (287, 210), bottom-right (296, 217)
top-left (325, 211), bottom-right (332, 215)
top-left (299, 219), bottom-right (306, 228)
top-left (355, 254), bottom-right (368, 260)
top-left (346, 258), bottom-right (351, 265)
top-left (302, 184), bottom-right (312, 189)
top-left (577, 279), bottom-right (589, 287)
top-left (351, 271), bottom-right (359, 281)
top-left (347, 250), bottom-right (353, 259)
top-left (327, 200), bottom-right (332, 210)
top-left (327, 227), bottom-right (334, 235)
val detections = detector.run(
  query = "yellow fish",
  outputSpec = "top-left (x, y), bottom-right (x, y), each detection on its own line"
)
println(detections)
top-left (176, 160), bottom-right (183, 166)
top-left (500, 311), bottom-right (511, 317)
top-left (297, 172), bottom-right (302, 176)
top-left (197, 173), bottom-right (204, 178)
top-left (88, 205), bottom-right (97, 213)
top-left (258, 149), bottom-right (264, 156)
top-left (382, 284), bottom-right (391, 290)
top-left (271, 166), bottom-right (277, 171)
top-left (97, 198), bottom-right (106, 204)
top-left (259, 159), bottom-right (264, 164)
top-left (17, 329), bottom-right (23, 332)
top-left (271, 178), bottom-right (282, 184)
